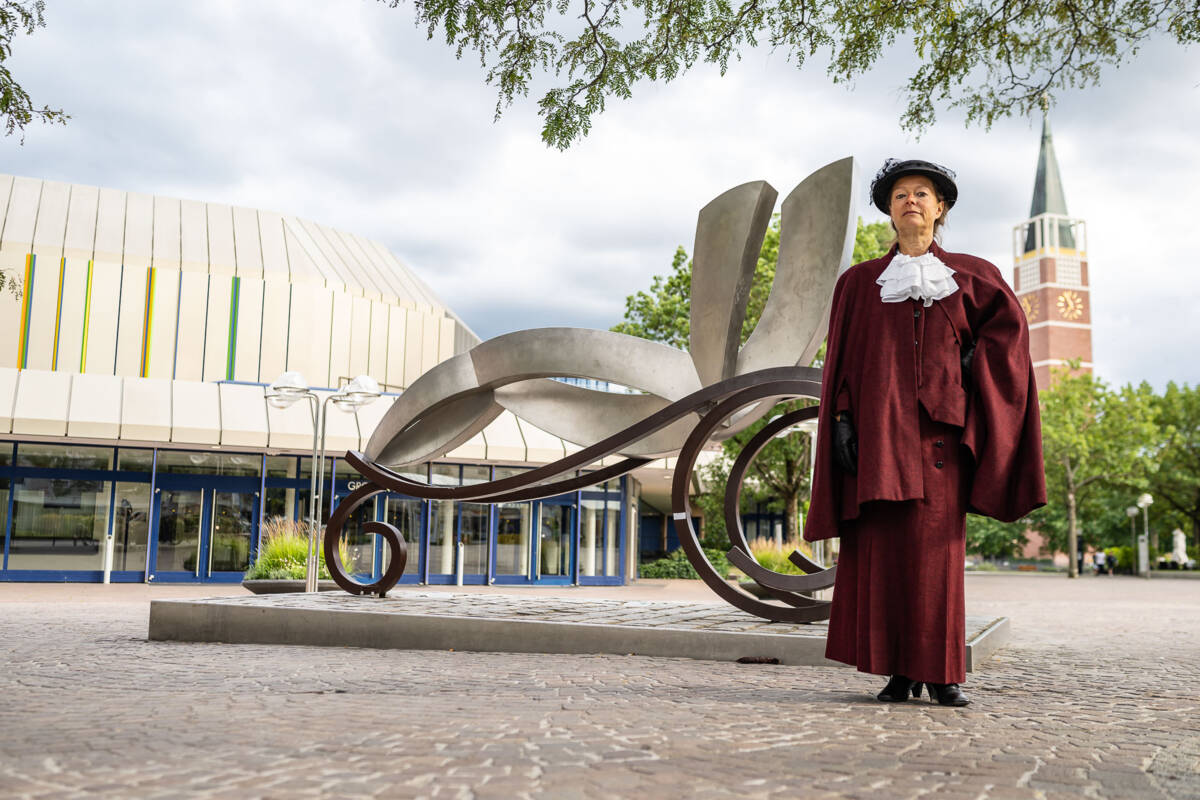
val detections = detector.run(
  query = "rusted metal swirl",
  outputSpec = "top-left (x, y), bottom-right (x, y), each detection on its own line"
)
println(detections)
top-left (322, 366), bottom-right (836, 618)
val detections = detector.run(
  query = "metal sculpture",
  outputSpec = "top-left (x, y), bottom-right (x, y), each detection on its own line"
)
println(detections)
top-left (322, 156), bottom-right (860, 623)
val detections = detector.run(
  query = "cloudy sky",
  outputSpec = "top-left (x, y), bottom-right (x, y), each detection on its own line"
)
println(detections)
top-left (6, 1), bottom-right (1199, 390)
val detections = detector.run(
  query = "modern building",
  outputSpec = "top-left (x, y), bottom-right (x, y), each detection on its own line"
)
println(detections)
top-left (1012, 117), bottom-right (1092, 390)
top-left (0, 173), bottom-right (660, 586)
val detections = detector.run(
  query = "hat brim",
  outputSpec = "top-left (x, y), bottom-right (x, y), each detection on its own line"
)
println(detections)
top-left (872, 168), bottom-right (958, 214)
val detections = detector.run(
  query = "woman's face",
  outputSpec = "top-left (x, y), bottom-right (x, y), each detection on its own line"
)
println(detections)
top-left (888, 175), bottom-right (944, 237)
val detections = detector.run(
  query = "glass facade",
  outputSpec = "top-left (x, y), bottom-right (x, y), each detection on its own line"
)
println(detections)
top-left (9, 475), bottom-right (110, 571)
top-left (0, 440), bottom-right (628, 585)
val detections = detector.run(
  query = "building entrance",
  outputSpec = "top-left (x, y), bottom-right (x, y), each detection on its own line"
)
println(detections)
top-left (149, 477), bottom-right (258, 583)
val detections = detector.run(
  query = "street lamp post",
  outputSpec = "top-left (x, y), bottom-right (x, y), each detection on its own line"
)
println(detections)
top-left (1136, 493), bottom-right (1153, 579)
top-left (1125, 505), bottom-right (1138, 573)
top-left (267, 373), bottom-right (383, 593)
top-left (266, 372), bottom-right (320, 589)
top-left (310, 375), bottom-right (383, 592)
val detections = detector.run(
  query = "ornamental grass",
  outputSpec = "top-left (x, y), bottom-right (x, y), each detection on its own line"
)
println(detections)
top-left (244, 516), bottom-right (346, 580)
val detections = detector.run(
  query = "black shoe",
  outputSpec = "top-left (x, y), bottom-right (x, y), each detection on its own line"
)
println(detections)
top-left (925, 682), bottom-right (970, 706)
top-left (877, 675), bottom-right (920, 702)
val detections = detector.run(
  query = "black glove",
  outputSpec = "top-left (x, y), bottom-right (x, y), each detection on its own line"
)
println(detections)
top-left (833, 411), bottom-right (858, 475)
top-left (961, 340), bottom-right (976, 384)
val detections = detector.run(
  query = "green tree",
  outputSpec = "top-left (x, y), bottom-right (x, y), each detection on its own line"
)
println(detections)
top-left (1148, 382), bottom-right (1200, 555)
top-left (391, 0), bottom-right (1199, 148)
top-left (1034, 364), bottom-right (1160, 577)
top-left (1, 2), bottom-right (67, 139)
top-left (965, 514), bottom-right (1029, 561)
top-left (616, 217), bottom-right (891, 543)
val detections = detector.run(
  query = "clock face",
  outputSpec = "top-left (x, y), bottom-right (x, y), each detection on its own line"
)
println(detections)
top-left (1020, 294), bottom-right (1040, 322)
top-left (1057, 290), bottom-right (1085, 320)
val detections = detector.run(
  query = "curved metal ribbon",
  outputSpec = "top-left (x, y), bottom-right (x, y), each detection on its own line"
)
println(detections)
top-left (323, 366), bottom-right (837, 621)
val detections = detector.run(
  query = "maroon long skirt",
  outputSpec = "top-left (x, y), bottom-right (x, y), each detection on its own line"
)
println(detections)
top-left (824, 409), bottom-right (969, 684)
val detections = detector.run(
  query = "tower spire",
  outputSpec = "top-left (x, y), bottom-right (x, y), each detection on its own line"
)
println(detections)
top-left (1024, 112), bottom-right (1075, 251)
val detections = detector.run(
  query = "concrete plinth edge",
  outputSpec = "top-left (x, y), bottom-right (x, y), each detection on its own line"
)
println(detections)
top-left (149, 595), bottom-right (1010, 671)
top-left (965, 616), bottom-right (1010, 671)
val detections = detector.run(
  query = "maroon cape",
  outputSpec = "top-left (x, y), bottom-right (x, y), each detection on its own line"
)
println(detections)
top-left (804, 241), bottom-right (1046, 542)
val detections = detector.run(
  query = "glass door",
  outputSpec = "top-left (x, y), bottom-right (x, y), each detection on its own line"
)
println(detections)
top-left (535, 498), bottom-right (575, 584)
top-left (493, 501), bottom-right (534, 583)
top-left (151, 482), bottom-right (258, 583)
top-left (153, 487), bottom-right (207, 581)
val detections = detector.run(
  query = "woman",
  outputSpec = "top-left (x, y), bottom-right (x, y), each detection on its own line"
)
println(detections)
top-left (803, 159), bottom-right (1046, 706)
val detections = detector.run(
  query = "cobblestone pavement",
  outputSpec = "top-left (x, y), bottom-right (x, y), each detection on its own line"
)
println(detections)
top-left (1, 575), bottom-right (1197, 799)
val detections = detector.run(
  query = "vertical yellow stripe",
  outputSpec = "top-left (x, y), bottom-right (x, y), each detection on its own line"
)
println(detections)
top-left (16, 254), bottom-right (34, 369)
top-left (51, 257), bottom-right (66, 370)
top-left (79, 260), bottom-right (93, 372)
top-left (140, 267), bottom-right (155, 378)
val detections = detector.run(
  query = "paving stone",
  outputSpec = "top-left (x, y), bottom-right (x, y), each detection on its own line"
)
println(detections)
top-left (1, 575), bottom-right (1198, 798)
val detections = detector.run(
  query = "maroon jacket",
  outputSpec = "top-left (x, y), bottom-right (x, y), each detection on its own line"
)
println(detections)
top-left (804, 241), bottom-right (1046, 541)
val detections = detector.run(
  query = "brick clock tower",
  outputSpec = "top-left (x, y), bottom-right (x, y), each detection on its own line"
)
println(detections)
top-left (1012, 118), bottom-right (1092, 390)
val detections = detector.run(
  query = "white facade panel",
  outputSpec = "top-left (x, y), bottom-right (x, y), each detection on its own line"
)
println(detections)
top-left (63, 184), bottom-right (98, 261)
top-left (258, 281), bottom-right (291, 384)
top-left (206, 203), bottom-right (236, 276)
top-left (23, 255), bottom-right (60, 371)
top-left (344, 232), bottom-right (399, 303)
top-left (347, 295), bottom-right (371, 378)
top-left (313, 389), bottom-right (359, 454)
top-left (327, 228), bottom-right (382, 300)
top-left (327, 291), bottom-right (352, 388)
top-left (11, 368), bottom-right (70, 436)
top-left (122, 192), bottom-right (154, 265)
top-left (280, 220), bottom-right (325, 287)
top-left (179, 198), bottom-right (208, 272)
top-left (67, 373), bottom-right (123, 439)
top-left (366, 239), bottom-right (425, 309)
top-left (31, 180), bottom-right (70, 253)
top-left (438, 316), bottom-right (456, 363)
top-left (114, 265), bottom-right (148, 377)
top-left (258, 210), bottom-right (290, 280)
top-left (82, 260), bottom-right (121, 375)
top-left (151, 195), bottom-right (181, 269)
top-left (366, 300), bottom-right (389, 382)
top-left (403, 309), bottom-right (423, 387)
top-left (0, 366), bottom-right (17, 432)
top-left (219, 382), bottom-right (269, 447)
top-left (0, 253), bottom-right (22, 369)
top-left (420, 312), bottom-right (440, 376)
top-left (54, 258), bottom-right (90, 373)
top-left (146, 268), bottom-right (180, 380)
top-left (0, 175), bottom-right (13, 241)
top-left (171, 379), bottom-right (220, 445)
top-left (1, 176), bottom-right (40, 254)
top-left (445, 431), bottom-right (487, 461)
top-left (233, 276), bottom-right (264, 383)
top-left (385, 305), bottom-right (407, 388)
top-left (297, 218), bottom-right (354, 293)
top-left (515, 417), bottom-right (566, 464)
top-left (173, 271), bottom-right (209, 381)
top-left (92, 187), bottom-right (126, 264)
top-left (266, 391), bottom-right (315, 450)
top-left (231, 206), bottom-right (263, 279)
top-left (283, 218), bottom-right (339, 289)
top-left (285, 283), bottom-right (332, 389)
top-left (482, 411), bottom-right (526, 462)
top-left (202, 273), bottom-right (233, 382)
top-left (120, 377), bottom-right (172, 441)
top-left (353, 395), bottom-right (390, 451)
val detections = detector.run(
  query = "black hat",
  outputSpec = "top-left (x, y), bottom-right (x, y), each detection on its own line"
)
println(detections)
top-left (870, 158), bottom-right (958, 214)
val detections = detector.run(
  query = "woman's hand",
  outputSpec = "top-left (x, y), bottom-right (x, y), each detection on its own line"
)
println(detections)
top-left (834, 411), bottom-right (858, 475)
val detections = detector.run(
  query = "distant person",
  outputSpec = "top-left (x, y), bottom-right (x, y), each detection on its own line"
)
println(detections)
top-left (805, 159), bottom-right (1047, 707)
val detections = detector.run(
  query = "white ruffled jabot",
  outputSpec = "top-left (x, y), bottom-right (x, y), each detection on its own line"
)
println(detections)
top-left (875, 251), bottom-right (958, 307)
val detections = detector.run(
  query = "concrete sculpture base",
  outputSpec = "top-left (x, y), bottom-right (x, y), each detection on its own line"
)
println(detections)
top-left (149, 591), bottom-right (1009, 671)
